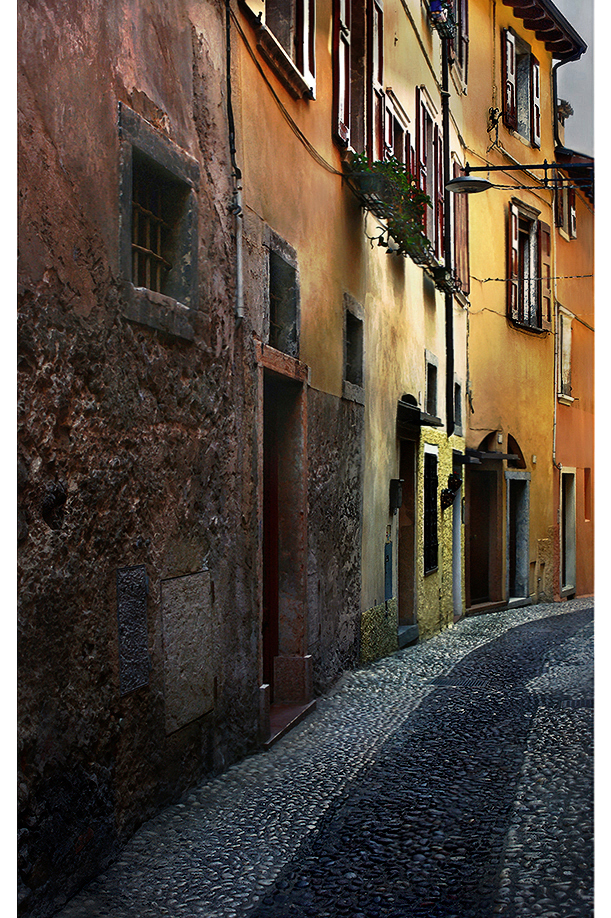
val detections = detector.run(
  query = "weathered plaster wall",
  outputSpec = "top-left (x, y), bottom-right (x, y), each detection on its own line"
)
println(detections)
top-left (417, 430), bottom-right (465, 640)
top-left (18, 2), bottom-right (262, 915)
top-left (306, 389), bottom-right (364, 692)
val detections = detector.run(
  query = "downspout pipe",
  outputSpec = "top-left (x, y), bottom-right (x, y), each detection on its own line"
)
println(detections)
top-left (226, 0), bottom-right (244, 325)
top-left (441, 37), bottom-right (454, 437)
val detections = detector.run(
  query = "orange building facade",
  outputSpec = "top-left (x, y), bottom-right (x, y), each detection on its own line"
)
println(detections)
top-left (552, 149), bottom-right (594, 599)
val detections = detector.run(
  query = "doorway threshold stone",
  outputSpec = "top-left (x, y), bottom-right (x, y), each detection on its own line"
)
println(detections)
top-left (263, 700), bottom-right (317, 750)
top-left (398, 625), bottom-right (419, 648)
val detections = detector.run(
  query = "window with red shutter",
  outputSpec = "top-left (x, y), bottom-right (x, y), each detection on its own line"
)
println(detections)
top-left (508, 202), bottom-right (520, 322)
top-left (453, 162), bottom-right (470, 294)
top-left (434, 125), bottom-right (444, 260)
top-left (416, 87), bottom-right (436, 243)
top-left (530, 55), bottom-right (541, 148)
top-left (452, 0), bottom-right (469, 83)
top-left (568, 187), bottom-right (577, 238)
top-left (507, 202), bottom-right (550, 332)
top-left (538, 221), bottom-right (552, 330)
top-left (502, 29), bottom-right (517, 130)
top-left (501, 29), bottom-right (542, 148)
top-left (368, 0), bottom-right (385, 161)
top-left (333, 0), bottom-right (352, 146)
top-left (555, 180), bottom-right (578, 240)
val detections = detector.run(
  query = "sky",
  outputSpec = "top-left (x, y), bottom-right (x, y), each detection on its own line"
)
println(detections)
top-left (551, 0), bottom-right (594, 156)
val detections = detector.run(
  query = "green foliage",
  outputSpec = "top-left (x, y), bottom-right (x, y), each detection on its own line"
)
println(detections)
top-left (348, 154), bottom-right (433, 258)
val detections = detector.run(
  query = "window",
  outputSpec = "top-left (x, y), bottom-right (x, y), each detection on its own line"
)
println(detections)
top-left (502, 29), bottom-right (541, 148)
top-left (425, 352), bottom-right (438, 417)
top-left (454, 381), bottom-right (462, 433)
top-left (452, 0), bottom-right (469, 82)
top-left (424, 449), bottom-right (439, 574)
top-left (453, 160), bottom-right (470, 294)
top-left (416, 87), bottom-right (443, 258)
top-left (333, 0), bottom-right (366, 151)
top-left (558, 308), bottom-right (573, 401)
top-left (507, 201), bottom-right (551, 331)
top-left (131, 151), bottom-right (190, 297)
top-left (368, 0), bottom-right (385, 161)
top-left (345, 305), bottom-right (364, 386)
top-left (384, 91), bottom-right (414, 171)
top-left (555, 180), bottom-right (577, 239)
top-left (253, 0), bottom-right (316, 99)
top-left (267, 232), bottom-right (300, 357)
top-left (118, 104), bottom-right (200, 340)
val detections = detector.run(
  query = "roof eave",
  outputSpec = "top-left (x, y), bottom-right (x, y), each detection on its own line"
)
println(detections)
top-left (501, 0), bottom-right (587, 61)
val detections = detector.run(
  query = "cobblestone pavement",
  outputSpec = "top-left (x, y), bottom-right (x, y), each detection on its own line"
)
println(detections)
top-left (54, 599), bottom-right (593, 918)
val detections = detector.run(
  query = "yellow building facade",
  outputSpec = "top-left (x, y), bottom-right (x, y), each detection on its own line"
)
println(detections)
top-left (457, 0), bottom-right (587, 610)
top-left (234, 0), bottom-right (472, 676)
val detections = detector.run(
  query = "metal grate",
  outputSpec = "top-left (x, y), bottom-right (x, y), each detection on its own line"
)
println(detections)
top-left (132, 167), bottom-right (172, 293)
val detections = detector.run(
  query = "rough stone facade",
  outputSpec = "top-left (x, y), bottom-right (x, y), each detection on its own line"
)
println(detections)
top-left (17, 3), bottom-right (368, 914)
top-left (18, 2), bottom-right (262, 915)
top-left (306, 388), bottom-right (364, 693)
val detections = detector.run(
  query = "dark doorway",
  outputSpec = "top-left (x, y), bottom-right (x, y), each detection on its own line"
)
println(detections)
top-left (398, 440), bottom-right (416, 625)
top-left (262, 370), bottom-right (305, 703)
top-left (468, 470), bottom-right (498, 605)
top-left (508, 477), bottom-right (529, 598)
top-left (263, 378), bottom-right (280, 695)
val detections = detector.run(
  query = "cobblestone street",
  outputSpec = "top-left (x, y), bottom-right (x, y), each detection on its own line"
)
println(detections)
top-left (54, 599), bottom-right (593, 918)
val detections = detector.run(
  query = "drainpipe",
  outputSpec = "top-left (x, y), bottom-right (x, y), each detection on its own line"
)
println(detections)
top-left (441, 37), bottom-right (454, 436)
top-left (226, 0), bottom-right (244, 325)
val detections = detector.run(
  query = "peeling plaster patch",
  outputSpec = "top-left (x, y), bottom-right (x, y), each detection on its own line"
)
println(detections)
top-left (161, 571), bottom-right (214, 734)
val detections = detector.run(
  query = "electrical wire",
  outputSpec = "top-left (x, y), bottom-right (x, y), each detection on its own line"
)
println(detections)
top-left (230, 9), bottom-right (343, 176)
top-left (470, 274), bottom-right (593, 284)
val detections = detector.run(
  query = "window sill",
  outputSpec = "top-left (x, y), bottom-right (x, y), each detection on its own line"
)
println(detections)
top-left (342, 380), bottom-right (365, 405)
top-left (256, 23), bottom-right (315, 100)
top-left (508, 319), bottom-right (548, 335)
top-left (558, 227), bottom-right (576, 243)
top-left (557, 393), bottom-right (574, 406)
top-left (121, 285), bottom-right (195, 341)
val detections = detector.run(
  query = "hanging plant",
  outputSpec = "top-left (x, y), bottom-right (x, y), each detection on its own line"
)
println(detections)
top-left (346, 153), bottom-right (434, 263)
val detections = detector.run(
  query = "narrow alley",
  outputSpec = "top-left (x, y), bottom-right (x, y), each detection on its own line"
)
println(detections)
top-left (54, 598), bottom-right (593, 918)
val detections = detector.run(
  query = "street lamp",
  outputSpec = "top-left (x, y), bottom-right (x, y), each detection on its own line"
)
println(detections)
top-left (446, 160), bottom-right (592, 194)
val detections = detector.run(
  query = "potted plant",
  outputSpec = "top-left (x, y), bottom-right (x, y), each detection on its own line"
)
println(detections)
top-left (346, 153), bottom-right (434, 264)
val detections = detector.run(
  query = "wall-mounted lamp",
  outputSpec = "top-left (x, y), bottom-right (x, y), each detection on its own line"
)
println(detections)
top-left (446, 159), bottom-right (592, 195)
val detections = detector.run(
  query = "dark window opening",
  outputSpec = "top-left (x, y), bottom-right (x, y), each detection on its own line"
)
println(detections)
top-left (424, 452), bottom-right (439, 574)
top-left (426, 361), bottom-right (438, 417)
top-left (345, 310), bottom-right (364, 387)
top-left (584, 468), bottom-right (592, 522)
top-left (131, 149), bottom-right (191, 302)
top-left (269, 250), bottom-right (299, 358)
top-left (454, 382), bottom-right (462, 429)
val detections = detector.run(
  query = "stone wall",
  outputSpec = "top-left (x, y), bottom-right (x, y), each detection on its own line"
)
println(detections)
top-left (306, 389), bottom-right (364, 694)
top-left (17, 2), bottom-right (262, 915)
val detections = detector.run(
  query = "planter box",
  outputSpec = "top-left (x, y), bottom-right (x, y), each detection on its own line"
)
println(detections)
top-left (347, 172), bottom-right (393, 219)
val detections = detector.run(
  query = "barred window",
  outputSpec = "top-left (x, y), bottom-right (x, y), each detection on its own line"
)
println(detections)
top-left (131, 156), bottom-right (174, 293)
